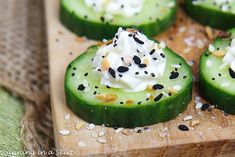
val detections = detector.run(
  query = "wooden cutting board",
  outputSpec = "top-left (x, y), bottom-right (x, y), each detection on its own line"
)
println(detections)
top-left (45, 0), bottom-right (235, 156)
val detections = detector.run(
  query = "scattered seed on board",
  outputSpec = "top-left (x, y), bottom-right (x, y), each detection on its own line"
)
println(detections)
top-left (98, 130), bottom-right (105, 137)
top-left (59, 129), bottom-right (70, 136)
top-left (87, 123), bottom-right (95, 130)
top-left (183, 115), bottom-right (193, 121)
top-left (64, 113), bottom-right (70, 120)
top-left (178, 125), bottom-right (189, 131)
top-left (78, 140), bottom-right (86, 147)
top-left (115, 128), bottom-right (124, 134)
top-left (97, 137), bottom-right (107, 144)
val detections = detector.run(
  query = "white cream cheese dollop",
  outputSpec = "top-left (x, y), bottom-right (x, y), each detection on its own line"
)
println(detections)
top-left (92, 28), bottom-right (166, 92)
top-left (221, 38), bottom-right (235, 71)
top-left (84, 0), bottom-right (144, 18)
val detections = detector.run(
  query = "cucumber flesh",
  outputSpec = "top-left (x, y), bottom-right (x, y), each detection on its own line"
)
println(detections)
top-left (184, 0), bottom-right (235, 30)
top-left (199, 28), bottom-right (235, 114)
top-left (60, 0), bottom-right (176, 40)
top-left (65, 45), bottom-right (192, 128)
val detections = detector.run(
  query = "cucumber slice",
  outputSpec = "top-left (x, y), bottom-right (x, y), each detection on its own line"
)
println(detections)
top-left (184, 0), bottom-right (235, 30)
top-left (60, 0), bottom-right (176, 40)
top-left (199, 28), bottom-right (235, 114)
top-left (65, 45), bottom-right (192, 128)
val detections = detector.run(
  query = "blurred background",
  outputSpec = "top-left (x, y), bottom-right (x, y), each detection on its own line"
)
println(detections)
top-left (0, 0), bottom-right (54, 156)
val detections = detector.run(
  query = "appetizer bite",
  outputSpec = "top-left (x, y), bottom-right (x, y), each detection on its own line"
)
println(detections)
top-left (65, 28), bottom-right (193, 128)
top-left (199, 28), bottom-right (235, 114)
top-left (60, 0), bottom-right (176, 40)
top-left (184, 0), bottom-right (235, 30)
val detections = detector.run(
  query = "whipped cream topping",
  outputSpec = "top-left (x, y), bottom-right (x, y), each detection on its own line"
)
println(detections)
top-left (221, 38), bottom-right (235, 71)
top-left (92, 28), bottom-right (166, 92)
top-left (84, 0), bottom-right (144, 18)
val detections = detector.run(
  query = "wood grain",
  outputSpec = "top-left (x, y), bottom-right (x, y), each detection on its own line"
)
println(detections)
top-left (45, 0), bottom-right (235, 156)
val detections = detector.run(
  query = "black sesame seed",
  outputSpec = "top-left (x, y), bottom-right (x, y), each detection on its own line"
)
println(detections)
top-left (121, 57), bottom-right (124, 61)
top-left (146, 98), bottom-right (150, 101)
top-left (139, 64), bottom-right (147, 68)
top-left (178, 125), bottom-right (189, 131)
top-left (169, 71), bottom-right (179, 79)
top-left (212, 77), bottom-right (215, 80)
top-left (229, 68), bottom-right (235, 79)
top-left (71, 73), bottom-right (75, 76)
top-left (160, 53), bottom-right (165, 58)
top-left (106, 85), bottom-right (110, 89)
top-left (77, 84), bottom-right (85, 91)
top-left (151, 73), bottom-right (155, 77)
top-left (152, 84), bottom-right (164, 90)
top-left (138, 101), bottom-right (142, 105)
top-left (95, 86), bottom-right (98, 89)
top-left (119, 74), bottom-right (123, 77)
top-left (133, 55), bottom-right (141, 65)
top-left (113, 44), bottom-right (117, 47)
top-left (168, 92), bottom-right (172, 96)
top-left (183, 75), bottom-right (187, 79)
top-left (201, 103), bottom-right (210, 111)
top-left (153, 57), bottom-right (157, 60)
top-left (149, 49), bottom-right (155, 55)
top-left (218, 73), bottom-right (222, 77)
top-left (137, 129), bottom-right (142, 133)
top-left (84, 72), bottom-right (88, 76)
top-left (102, 55), bottom-right (105, 58)
top-left (144, 71), bottom-right (148, 74)
top-left (93, 91), bottom-right (97, 95)
top-left (128, 34), bottom-right (133, 37)
top-left (135, 72), bottom-right (139, 75)
top-left (154, 93), bottom-right (163, 102)
top-left (68, 64), bottom-right (72, 68)
top-left (108, 67), bottom-right (116, 78)
top-left (133, 35), bottom-right (144, 45)
top-left (98, 69), bottom-right (102, 72)
top-left (84, 15), bottom-right (88, 19)
top-left (73, 67), bottom-right (76, 70)
top-left (120, 102), bottom-right (124, 104)
top-left (117, 66), bottom-right (129, 73)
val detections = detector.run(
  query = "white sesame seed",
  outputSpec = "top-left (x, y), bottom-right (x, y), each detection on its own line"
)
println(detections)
top-left (206, 60), bottom-right (212, 67)
top-left (59, 129), bottom-right (70, 136)
top-left (183, 115), bottom-right (193, 121)
top-left (195, 102), bottom-right (203, 109)
top-left (115, 128), bottom-right (124, 134)
top-left (87, 123), bottom-right (95, 130)
top-left (78, 140), bottom-right (86, 147)
top-left (64, 113), bottom-right (70, 120)
top-left (97, 137), bottom-right (106, 144)
top-left (98, 130), bottom-right (105, 137)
